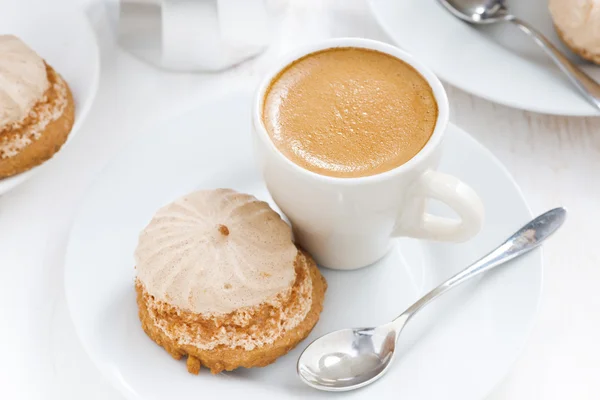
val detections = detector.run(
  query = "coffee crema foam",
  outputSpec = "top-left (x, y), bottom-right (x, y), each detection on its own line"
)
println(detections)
top-left (263, 47), bottom-right (438, 178)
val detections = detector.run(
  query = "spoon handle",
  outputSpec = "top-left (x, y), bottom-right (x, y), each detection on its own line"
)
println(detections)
top-left (397, 208), bottom-right (566, 323)
top-left (509, 17), bottom-right (600, 110)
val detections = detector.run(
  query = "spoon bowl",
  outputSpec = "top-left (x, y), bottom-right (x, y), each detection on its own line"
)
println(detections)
top-left (297, 208), bottom-right (566, 391)
top-left (297, 325), bottom-right (400, 391)
top-left (438, 0), bottom-right (511, 24)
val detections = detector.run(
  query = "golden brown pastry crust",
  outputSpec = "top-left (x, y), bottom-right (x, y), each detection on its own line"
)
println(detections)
top-left (555, 25), bottom-right (600, 65)
top-left (0, 63), bottom-right (75, 179)
top-left (136, 251), bottom-right (327, 374)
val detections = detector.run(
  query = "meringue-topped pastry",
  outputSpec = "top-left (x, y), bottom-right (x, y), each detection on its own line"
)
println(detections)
top-left (135, 189), bottom-right (326, 374)
top-left (0, 34), bottom-right (74, 179)
top-left (549, 0), bottom-right (600, 64)
top-left (136, 189), bottom-right (298, 314)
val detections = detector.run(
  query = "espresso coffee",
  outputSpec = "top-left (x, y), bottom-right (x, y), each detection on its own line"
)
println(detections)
top-left (262, 47), bottom-right (438, 178)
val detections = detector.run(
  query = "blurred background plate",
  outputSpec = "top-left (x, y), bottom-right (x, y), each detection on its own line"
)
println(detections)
top-left (0, 0), bottom-right (100, 195)
top-left (370, 0), bottom-right (600, 116)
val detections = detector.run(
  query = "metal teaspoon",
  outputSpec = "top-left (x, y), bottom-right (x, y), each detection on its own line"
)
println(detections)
top-left (297, 207), bottom-right (566, 391)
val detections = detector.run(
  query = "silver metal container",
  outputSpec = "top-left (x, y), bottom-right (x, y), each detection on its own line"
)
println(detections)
top-left (117, 0), bottom-right (271, 71)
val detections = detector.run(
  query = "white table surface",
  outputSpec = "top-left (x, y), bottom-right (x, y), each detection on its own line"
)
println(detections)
top-left (0, 0), bottom-right (598, 399)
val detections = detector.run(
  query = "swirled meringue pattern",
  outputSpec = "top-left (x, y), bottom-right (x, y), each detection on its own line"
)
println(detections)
top-left (0, 35), bottom-right (49, 130)
top-left (135, 189), bottom-right (298, 315)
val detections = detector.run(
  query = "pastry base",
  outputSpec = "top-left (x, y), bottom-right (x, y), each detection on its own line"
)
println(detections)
top-left (136, 251), bottom-right (327, 374)
top-left (555, 25), bottom-right (600, 65)
top-left (0, 64), bottom-right (75, 179)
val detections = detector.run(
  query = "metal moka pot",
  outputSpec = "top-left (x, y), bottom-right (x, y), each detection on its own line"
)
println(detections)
top-left (117, 0), bottom-right (271, 71)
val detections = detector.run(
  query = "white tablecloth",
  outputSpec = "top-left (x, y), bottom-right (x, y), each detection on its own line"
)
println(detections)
top-left (0, 1), bottom-right (598, 399)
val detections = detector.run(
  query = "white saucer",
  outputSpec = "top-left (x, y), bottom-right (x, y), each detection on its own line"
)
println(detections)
top-left (64, 93), bottom-right (541, 400)
top-left (370, 0), bottom-right (600, 116)
top-left (0, 0), bottom-right (100, 195)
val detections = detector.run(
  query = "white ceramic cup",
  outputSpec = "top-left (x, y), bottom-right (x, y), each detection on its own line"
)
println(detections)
top-left (252, 38), bottom-right (484, 270)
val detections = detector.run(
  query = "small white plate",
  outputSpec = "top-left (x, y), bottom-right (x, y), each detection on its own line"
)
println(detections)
top-left (370, 0), bottom-right (600, 116)
top-left (0, 0), bottom-right (100, 195)
top-left (65, 93), bottom-right (541, 400)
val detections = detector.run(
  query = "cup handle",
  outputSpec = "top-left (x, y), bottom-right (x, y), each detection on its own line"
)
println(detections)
top-left (396, 170), bottom-right (484, 242)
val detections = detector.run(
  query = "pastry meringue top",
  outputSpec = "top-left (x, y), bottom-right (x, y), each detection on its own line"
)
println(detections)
top-left (135, 189), bottom-right (298, 315)
top-left (549, 0), bottom-right (600, 54)
top-left (0, 35), bottom-right (49, 130)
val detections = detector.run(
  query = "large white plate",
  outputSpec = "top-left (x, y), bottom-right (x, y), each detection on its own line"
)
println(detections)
top-left (0, 0), bottom-right (100, 195)
top-left (64, 93), bottom-right (541, 400)
top-left (370, 0), bottom-right (600, 116)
